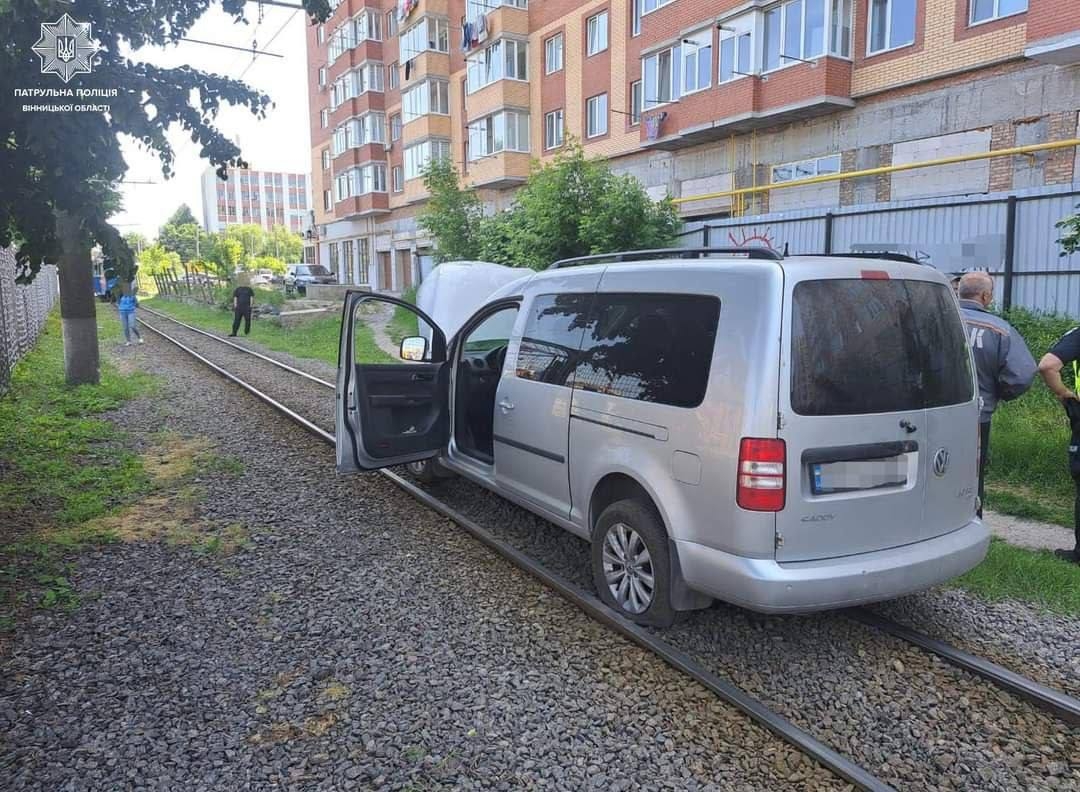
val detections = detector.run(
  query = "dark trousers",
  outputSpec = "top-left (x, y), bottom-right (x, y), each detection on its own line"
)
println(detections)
top-left (231, 306), bottom-right (252, 335)
top-left (1073, 477), bottom-right (1080, 553)
top-left (977, 420), bottom-right (991, 519)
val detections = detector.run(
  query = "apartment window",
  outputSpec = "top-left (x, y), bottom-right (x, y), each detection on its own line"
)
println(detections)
top-left (468, 111), bottom-right (530, 160)
top-left (342, 239), bottom-right (354, 283)
top-left (587, 11), bottom-right (608, 56)
top-left (544, 109), bottom-right (564, 150)
top-left (320, 108), bottom-right (329, 128)
top-left (586, 93), bottom-right (608, 138)
top-left (329, 243), bottom-right (339, 276)
top-left (764, 0), bottom-right (831, 71)
top-left (330, 64), bottom-right (385, 110)
top-left (868, 0), bottom-right (916, 54)
top-left (401, 17), bottom-right (450, 58)
top-left (404, 139), bottom-right (451, 180)
top-left (682, 30), bottom-right (712, 95)
top-left (388, 61), bottom-right (399, 90)
top-left (466, 39), bottom-right (528, 93)
top-left (830, 0), bottom-right (853, 55)
top-left (332, 113), bottom-right (387, 157)
top-left (357, 237), bottom-right (370, 284)
top-left (327, 10), bottom-right (382, 61)
top-left (971, 0), bottom-right (1026, 24)
top-left (719, 31), bottom-right (751, 82)
top-left (386, 9), bottom-right (398, 36)
top-left (545, 33), bottom-right (564, 74)
top-left (629, 81), bottom-right (642, 125)
top-left (392, 166), bottom-right (404, 192)
top-left (318, 66), bottom-right (327, 87)
top-left (317, 24), bottom-right (324, 44)
top-left (772, 153), bottom-right (841, 183)
top-left (323, 189), bottom-right (332, 210)
top-left (321, 148), bottom-right (331, 170)
top-left (334, 163), bottom-right (388, 200)
top-left (642, 45), bottom-right (679, 110)
top-left (638, 0), bottom-right (676, 16)
top-left (391, 114), bottom-right (402, 141)
top-left (402, 79), bottom-right (450, 123)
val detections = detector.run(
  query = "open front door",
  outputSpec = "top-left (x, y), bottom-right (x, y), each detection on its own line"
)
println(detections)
top-left (336, 291), bottom-right (450, 472)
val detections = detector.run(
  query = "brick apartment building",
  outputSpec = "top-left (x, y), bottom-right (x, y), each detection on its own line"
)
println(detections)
top-left (305, 0), bottom-right (1080, 290)
top-left (200, 167), bottom-right (311, 235)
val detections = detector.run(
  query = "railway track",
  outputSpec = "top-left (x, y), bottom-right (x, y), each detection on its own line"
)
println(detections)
top-left (138, 306), bottom-right (1080, 790)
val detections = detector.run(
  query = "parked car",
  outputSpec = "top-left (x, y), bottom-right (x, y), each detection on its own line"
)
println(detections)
top-left (285, 263), bottom-right (336, 294)
top-left (334, 248), bottom-right (988, 626)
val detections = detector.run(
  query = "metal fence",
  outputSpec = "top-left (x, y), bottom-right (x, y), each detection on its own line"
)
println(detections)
top-left (679, 184), bottom-right (1080, 316)
top-left (0, 248), bottom-right (59, 393)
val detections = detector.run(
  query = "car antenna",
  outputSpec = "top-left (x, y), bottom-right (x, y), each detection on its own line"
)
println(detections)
top-left (782, 242), bottom-right (790, 257)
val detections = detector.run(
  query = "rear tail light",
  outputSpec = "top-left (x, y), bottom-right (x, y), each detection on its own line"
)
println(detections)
top-left (737, 438), bottom-right (787, 512)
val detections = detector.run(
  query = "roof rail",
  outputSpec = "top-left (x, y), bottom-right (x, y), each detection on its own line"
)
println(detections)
top-left (816, 252), bottom-right (925, 266)
top-left (548, 247), bottom-right (783, 269)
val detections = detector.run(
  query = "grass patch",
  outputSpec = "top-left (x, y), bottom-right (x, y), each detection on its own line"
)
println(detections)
top-left (0, 311), bottom-right (155, 619)
top-left (953, 538), bottom-right (1080, 615)
top-left (389, 285), bottom-right (419, 346)
top-left (144, 297), bottom-right (390, 365)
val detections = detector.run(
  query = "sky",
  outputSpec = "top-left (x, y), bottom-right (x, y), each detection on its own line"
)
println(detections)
top-left (108, 4), bottom-right (313, 239)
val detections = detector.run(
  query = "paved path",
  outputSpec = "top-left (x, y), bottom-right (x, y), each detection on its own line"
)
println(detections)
top-left (983, 509), bottom-right (1074, 552)
top-left (360, 301), bottom-right (400, 359)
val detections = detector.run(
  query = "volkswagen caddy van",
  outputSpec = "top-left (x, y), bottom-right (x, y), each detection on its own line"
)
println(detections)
top-left (335, 248), bottom-right (989, 626)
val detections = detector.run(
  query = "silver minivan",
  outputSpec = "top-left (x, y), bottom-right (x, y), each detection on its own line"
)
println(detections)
top-left (335, 248), bottom-right (990, 626)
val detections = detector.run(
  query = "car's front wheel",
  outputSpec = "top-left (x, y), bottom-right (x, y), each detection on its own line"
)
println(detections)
top-left (591, 499), bottom-right (675, 627)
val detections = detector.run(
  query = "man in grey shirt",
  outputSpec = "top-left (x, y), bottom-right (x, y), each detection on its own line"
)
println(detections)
top-left (957, 272), bottom-right (1037, 517)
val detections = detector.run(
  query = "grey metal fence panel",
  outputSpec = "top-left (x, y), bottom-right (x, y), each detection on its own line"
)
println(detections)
top-left (1013, 192), bottom-right (1080, 316)
top-left (0, 248), bottom-right (60, 393)
top-left (683, 210), bottom-right (829, 255)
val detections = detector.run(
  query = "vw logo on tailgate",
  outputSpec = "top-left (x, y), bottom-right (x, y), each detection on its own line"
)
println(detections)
top-left (932, 448), bottom-right (950, 478)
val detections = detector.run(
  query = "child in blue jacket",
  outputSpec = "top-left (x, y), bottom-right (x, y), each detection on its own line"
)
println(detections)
top-left (117, 286), bottom-right (143, 346)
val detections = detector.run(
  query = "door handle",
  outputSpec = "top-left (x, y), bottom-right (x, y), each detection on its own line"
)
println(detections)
top-left (410, 372), bottom-right (432, 381)
top-left (498, 398), bottom-right (515, 413)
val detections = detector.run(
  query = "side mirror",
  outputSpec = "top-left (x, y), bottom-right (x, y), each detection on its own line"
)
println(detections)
top-left (400, 336), bottom-right (428, 362)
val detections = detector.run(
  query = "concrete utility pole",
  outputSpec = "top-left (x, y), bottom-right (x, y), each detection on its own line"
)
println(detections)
top-left (55, 211), bottom-right (100, 385)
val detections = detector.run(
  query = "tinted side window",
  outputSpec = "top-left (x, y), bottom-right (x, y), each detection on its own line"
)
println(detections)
top-left (791, 279), bottom-right (972, 416)
top-left (573, 294), bottom-right (720, 408)
top-left (515, 294), bottom-right (592, 386)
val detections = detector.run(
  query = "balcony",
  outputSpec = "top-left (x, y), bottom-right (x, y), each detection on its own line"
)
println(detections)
top-left (401, 114), bottom-right (453, 146)
top-left (330, 92), bottom-right (386, 127)
top-left (465, 80), bottom-right (530, 123)
top-left (1025, 3), bottom-right (1080, 64)
top-left (399, 51), bottom-right (450, 85)
top-left (327, 40), bottom-right (383, 83)
top-left (474, 4), bottom-right (528, 41)
top-left (641, 58), bottom-right (853, 150)
top-left (399, 0), bottom-right (449, 26)
top-left (334, 191), bottom-right (390, 219)
top-left (464, 151), bottom-right (530, 190)
top-left (332, 143), bottom-right (388, 170)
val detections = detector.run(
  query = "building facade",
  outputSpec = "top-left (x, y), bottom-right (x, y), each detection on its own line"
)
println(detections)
top-left (306, 0), bottom-right (1080, 289)
top-left (200, 167), bottom-right (312, 235)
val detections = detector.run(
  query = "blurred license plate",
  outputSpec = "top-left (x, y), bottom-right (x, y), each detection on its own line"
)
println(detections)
top-left (810, 457), bottom-right (907, 495)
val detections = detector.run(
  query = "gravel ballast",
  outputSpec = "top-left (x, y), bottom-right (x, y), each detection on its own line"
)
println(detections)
top-left (1, 322), bottom-right (845, 791)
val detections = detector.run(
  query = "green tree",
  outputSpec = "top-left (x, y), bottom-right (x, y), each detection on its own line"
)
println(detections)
top-left (210, 237), bottom-right (245, 277)
top-left (264, 224), bottom-right (303, 263)
top-left (122, 232), bottom-right (148, 255)
top-left (1056, 206), bottom-right (1080, 256)
top-left (0, 0), bottom-right (331, 383)
top-left (225, 223), bottom-right (267, 266)
top-left (250, 255), bottom-right (286, 275)
top-left (159, 205), bottom-right (205, 263)
top-left (418, 158), bottom-right (483, 263)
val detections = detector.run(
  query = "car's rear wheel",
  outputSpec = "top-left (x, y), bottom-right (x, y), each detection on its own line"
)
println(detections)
top-left (591, 499), bottom-right (675, 627)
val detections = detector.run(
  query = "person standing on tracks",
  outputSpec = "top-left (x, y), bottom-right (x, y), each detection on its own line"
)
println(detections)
top-left (229, 282), bottom-right (256, 337)
top-left (116, 284), bottom-right (144, 346)
top-left (957, 272), bottom-right (1037, 518)
top-left (1037, 328), bottom-right (1080, 564)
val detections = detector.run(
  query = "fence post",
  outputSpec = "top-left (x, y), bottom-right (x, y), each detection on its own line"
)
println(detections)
top-left (702, 225), bottom-right (711, 247)
top-left (824, 212), bottom-right (834, 254)
top-left (1002, 195), bottom-right (1017, 313)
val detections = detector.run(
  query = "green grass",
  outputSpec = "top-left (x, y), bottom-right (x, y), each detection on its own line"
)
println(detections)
top-left (389, 286), bottom-right (420, 346)
top-left (144, 297), bottom-right (391, 366)
top-left (0, 311), bottom-right (156, 614)
top-left (953, 538), bottom-right (1080, 615)
top-left (984, 309), bottom-right (1080, 527)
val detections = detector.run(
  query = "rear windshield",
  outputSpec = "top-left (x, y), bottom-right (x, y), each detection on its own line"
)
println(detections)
top-left (791, 279), bottom-right (973, 416)
top-left (299, 265), bottom-right (331, 276)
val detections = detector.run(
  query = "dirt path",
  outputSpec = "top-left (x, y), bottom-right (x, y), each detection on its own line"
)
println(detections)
top-left (983, 509), bottom-right (1075, 551)
top-left (360, 301), bottom-right (400, 359)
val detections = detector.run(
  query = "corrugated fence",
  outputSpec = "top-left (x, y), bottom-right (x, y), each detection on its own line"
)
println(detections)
top-left (0, 248), bottom-right (59, 393)
top-left (680, 184), bottom-right (1080, 316)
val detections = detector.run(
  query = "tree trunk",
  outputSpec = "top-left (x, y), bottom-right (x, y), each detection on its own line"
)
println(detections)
top-left (56, 211), bottom-right (99, 385)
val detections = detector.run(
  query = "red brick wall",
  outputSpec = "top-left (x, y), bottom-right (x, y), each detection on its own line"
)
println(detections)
top-left (581, 5), bottom-right (611, 141)
top-left (853, 0), bottom-right (927, 68)
top-left (1026, 0), bottom-right (1080, 43)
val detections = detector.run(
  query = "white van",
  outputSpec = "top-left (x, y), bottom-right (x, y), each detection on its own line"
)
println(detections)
top-left (335, 249), bottom-right (989, 626)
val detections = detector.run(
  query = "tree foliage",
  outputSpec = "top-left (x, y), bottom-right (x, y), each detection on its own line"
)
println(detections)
top-left (0, 0), bottom-right (331, 283)
top-left (418, 144), bottom-right (682, 269)
top-left (1057, 205), bottom-right (1080, 257)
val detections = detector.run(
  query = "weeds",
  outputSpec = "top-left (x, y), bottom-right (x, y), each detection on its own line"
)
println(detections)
top-left (952, 538), bottom-right (1080, 615)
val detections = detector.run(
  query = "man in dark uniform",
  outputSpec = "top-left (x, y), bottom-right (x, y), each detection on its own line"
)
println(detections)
top-left (957, 272), bottom-right (1036, 518)
top-left (229, 283), bottom-right (255, 337)
top-left (1038, 328), bottom-right (1080, 563)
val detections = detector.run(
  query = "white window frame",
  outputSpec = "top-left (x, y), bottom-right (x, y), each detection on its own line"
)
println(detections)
top-left (544, 108), bottom-right (564, 150)
top-left (387, 61), bottom-right (399, 90)
top-left (392, 166), bottom-right (404, 193)
top-left (638, 0), bottom-right (676, 21)
top-left (867, 0), bottom-right (917, 56)
top-left (764, 0), bottom-right (830, 73)
top-left (320, 108), bottom-right (329, 128)
top-left (719, 29), bottom-right (752, 83)
top-left (468, 111), bottom-right (530, 161)
top-left (586, 93), bottom-right (608, 139)
top-left (969, 0), bottom-right (1027, 26)
top-left (587, 11), bottom-right (609, 56)
top-left (545, 33), bottom-right (564, 74)
top-left (386, 9), bottom-right (398, 36)
top-left (317, 24), bottom-right (325, 44)
top-left (402, 79), bottom-right (450, 123)
top-left (321, 148), bottom-right (331, 170)
top-left (771, 153), bottom-right (841, 184)
top-left (334, 163), bottom-right (388, 201)
top-left (404, 139), bottom-right (452, 181)
top-left (629, 81), bottom-right (642, 126)
top-left (642, 45), bottom-right (680, 110)
top-left (318, 66), bottom-right (327, 88)
top-left (681, 29), bottom-right (712, 96)
top-left (390, 113), bottom-right (402, 141)
top-left (466, 38), bottom-right (529, 94)
top-left (400, 17), bottom-right (450, 59)
top-left (323, 189), bottom-right (332, 211)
